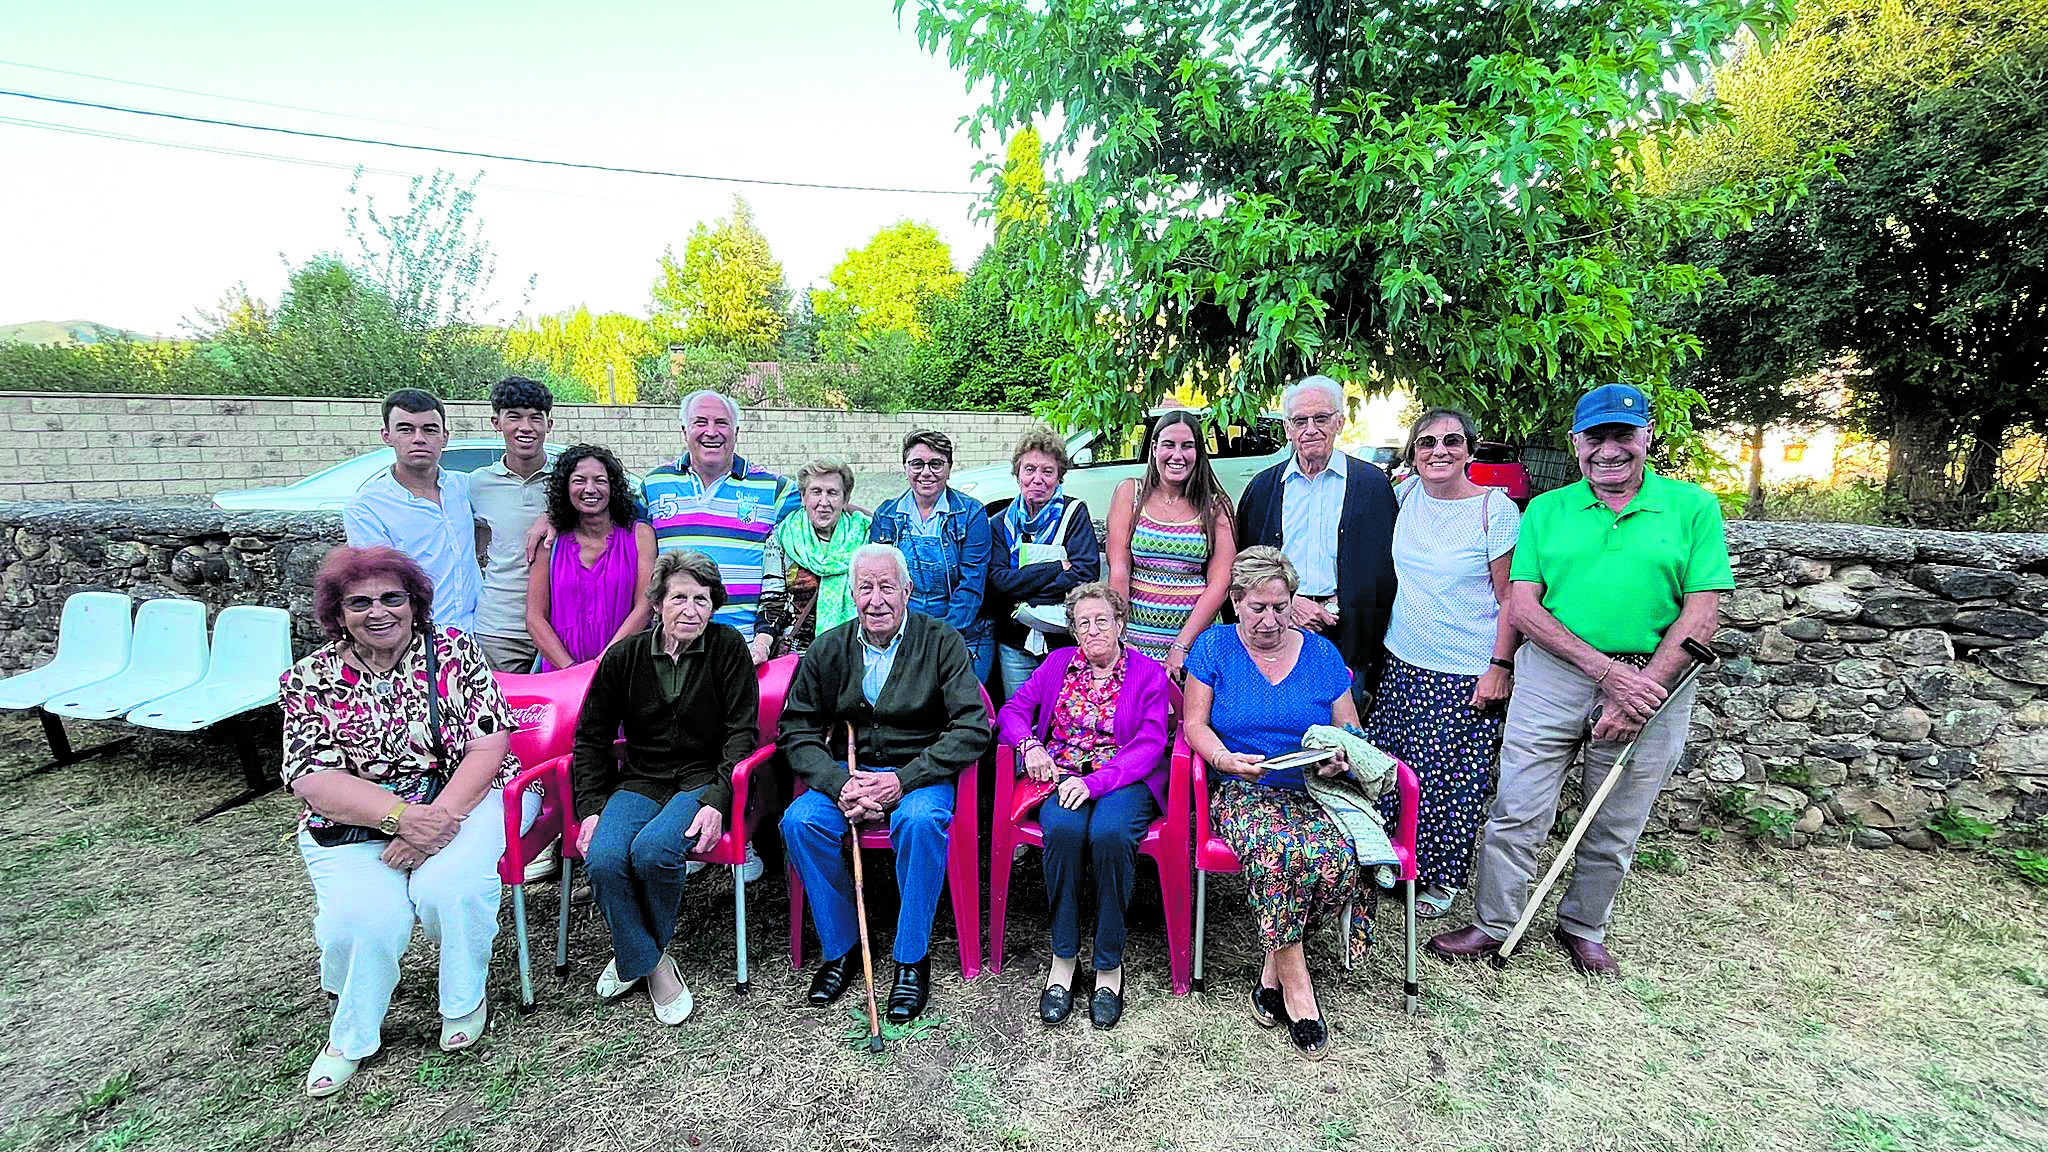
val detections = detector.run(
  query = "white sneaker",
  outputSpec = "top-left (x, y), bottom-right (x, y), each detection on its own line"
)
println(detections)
top-left (738, 844), bottom-right (765, 885)
top-left (523, 839), bottom-right (560, 884)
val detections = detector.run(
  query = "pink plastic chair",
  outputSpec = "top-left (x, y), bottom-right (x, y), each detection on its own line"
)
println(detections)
top-left (784, 687), bottom-right (991, 981)
top-left (988, 681), bottom-right (1192, 994)
top-left (1185, 733), bottom-right (1422, 1015)
top-left (493, 661), bottom-right (599, 1012)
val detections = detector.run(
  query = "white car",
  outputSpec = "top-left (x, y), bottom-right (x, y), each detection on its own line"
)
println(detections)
top-left (950, 410), bottom-right (1291, 517)
top-left (212, 441), bottom-right (567, 512)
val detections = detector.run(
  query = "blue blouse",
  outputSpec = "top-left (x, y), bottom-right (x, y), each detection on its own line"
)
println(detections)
top-left (1184, 623), bottom-right (1352, 792)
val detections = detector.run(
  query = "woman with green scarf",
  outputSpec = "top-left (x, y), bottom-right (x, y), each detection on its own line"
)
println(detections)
top-left (754, 460), bottom-right (872, 662)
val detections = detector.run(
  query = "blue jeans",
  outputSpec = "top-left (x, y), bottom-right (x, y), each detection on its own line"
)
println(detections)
top-left (780, 765), bottom-right (954, 965)
top-left (999, 643), bottom-right (1044, 702)
top-left (1039, 781), bottom-right (1157, 970)
top-left (584, 787), bottom-right (705, 983)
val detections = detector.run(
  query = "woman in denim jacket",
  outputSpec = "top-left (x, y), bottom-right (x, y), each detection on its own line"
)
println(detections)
top-left (869, 429), bottom-right (995, 682)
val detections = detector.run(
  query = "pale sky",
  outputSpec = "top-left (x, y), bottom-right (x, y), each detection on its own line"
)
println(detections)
top-left (0, 0), bottom-right (996, 336)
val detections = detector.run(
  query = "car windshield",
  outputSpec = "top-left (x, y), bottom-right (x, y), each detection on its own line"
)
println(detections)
top-left (1081, 414), bottom-right (1280, 466)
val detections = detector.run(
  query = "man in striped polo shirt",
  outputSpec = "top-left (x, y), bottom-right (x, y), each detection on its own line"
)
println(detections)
top-left (642, 390), bottom-right (800, 648)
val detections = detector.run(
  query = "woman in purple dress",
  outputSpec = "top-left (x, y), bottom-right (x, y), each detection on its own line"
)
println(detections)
top-left (526, 444), bottom-right (656, 670)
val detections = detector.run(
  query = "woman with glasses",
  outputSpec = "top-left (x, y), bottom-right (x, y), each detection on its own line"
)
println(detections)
top-left (281, 546), bottom-right (530, 1097)
top-left (995, 582), bottom-right (1171, 1030)
top-left (1367, 408), bottom-right (1521, 920)
top-left (1106, 411), bottom-right (1237, 681)
top-left (869, 429), bottom-right (994, 681)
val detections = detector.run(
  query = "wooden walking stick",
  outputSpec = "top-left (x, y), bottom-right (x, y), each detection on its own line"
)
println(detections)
top-left (1497, 638), bottom-right (1717, 963)
top-left (845, 722), bottom-right (885, 1052)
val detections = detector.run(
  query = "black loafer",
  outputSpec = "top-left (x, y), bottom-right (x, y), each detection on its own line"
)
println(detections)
top-left (1289, 1016), bottom-right (1331, 1061)
top-left (1249, 984), bottom-right (1289, 1029)
top-left (807, 950), bottom-right (857, 1008)
top-left (1039, 983), bottom-right (1074, 1026)
top-left (886, 957), bottom-right (930, 1025)
top-left (1089, 986), bottom-right (1125, 1031)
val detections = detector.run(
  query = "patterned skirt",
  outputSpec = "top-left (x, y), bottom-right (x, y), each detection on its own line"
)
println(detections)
top-left (1214, 778), bottom-right (1375, 961)
top-left (1368, 655), bottom-right (1505, 890)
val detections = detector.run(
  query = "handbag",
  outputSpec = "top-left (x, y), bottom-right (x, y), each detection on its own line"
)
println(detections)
top-left (309, 635), bottom-right (454, 848)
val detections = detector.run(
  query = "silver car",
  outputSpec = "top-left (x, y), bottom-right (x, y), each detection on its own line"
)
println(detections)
top-left (212, 440), bottom-right (565, 512)
top-left (950, 410), bottom-right (1290, 516)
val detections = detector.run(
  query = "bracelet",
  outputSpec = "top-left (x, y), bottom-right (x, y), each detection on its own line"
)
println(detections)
top-left (1595, 658), bottom-right (1615, 684)
top-left (1489, 657), bottom-right (1515, 672)
top-left (1169, 641), bottom-right (1189, 654)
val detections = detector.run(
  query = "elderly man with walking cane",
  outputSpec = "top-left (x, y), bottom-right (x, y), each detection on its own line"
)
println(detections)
top-left (1428, 384), bottom-right (1734, 977)
top-left (778, 543), bottom-right (989, 1025)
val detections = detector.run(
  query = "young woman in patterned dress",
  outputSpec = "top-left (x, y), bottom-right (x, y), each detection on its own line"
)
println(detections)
top-left (1106, 411), bottom-right (1237, 681)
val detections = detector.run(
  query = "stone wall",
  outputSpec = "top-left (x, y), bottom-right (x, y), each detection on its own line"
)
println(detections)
top-left (0, 392), bottom-right (1041, 502)
top-left (5, 503), bottom-right (2046, 844)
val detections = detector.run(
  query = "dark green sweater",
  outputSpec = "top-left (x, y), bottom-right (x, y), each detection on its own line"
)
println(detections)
top-left (779, 612), bottom-right (989, 799)
top-left (569, 622), bottom-right (759, 819)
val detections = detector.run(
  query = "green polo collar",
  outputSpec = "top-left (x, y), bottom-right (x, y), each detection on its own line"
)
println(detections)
top-left (1571, 469), bottom-right (1671, 516)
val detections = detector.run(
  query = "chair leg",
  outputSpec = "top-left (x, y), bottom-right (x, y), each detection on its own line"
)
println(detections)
top-left (988, 828), bottom-right (1012, 976)
top-left (1340, 895), bottom-right (1355, 973)
top-left (512, 883), bottom-right (535, 1012)
top-left (950, 830), bottom-right (981, 982)
top-left (787, 860), bottom-right (806, 970)
top-left (1154, 852), bottom-right (1193, 997)
top-left (554, 855), bottom-right (574, 979)
top-left (1193, 871), bottom-right (1209, 995)
top-left (191, 716), bottom-right (278, 822)
top-left (733, 862), bottom-right (750, 995)
top-left (1404, 877), bottom-right (1419, 1016)
top-left (14, 710), bottom-right (135, 784)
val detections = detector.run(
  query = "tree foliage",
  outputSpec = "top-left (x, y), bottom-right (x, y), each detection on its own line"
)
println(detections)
top-left (901, 0), bottom-right (1809, 447)
top-left (650, 195), bottom-right (788, 358)
top-left (506, 307), bottom-right (662, 404)
top-left (811, 219), bottom-right (962, 358)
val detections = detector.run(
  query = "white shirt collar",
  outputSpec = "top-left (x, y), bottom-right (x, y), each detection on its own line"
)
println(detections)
top-left (1283, 450), bottom-right (1348, 482)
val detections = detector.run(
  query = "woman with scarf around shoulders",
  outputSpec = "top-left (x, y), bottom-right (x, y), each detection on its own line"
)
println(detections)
top-left (282, 546), bottom-right (531, 1098)
top-left (996, 582), bottom-right (1170, 1030)
top-left (988, 427), bottom-right (1101, 699)
top-left (755, 459), bottom-right (872, 661)
top-left (1178, 546), bottom-right (1363, 1062)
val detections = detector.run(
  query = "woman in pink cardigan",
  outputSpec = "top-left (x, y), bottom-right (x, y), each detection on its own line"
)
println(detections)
top-left (996, 581), bottom-right (1171, 1031)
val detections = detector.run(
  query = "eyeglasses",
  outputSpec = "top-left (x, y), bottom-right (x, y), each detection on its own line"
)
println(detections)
top-left (1413, 433), bottom-right (1468, 451)
top-left (906, 458), bottom-right (950, 473)
top-left (1287, 413), bottom-right (1338, 430)
top-left (342, 591), bottom-right (410, 613)
top-left (1071, 616), bottom-right (1119, 634)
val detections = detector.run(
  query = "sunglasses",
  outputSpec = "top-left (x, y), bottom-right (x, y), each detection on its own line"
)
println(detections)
top-left (342, 591), bottom-right (410, 613)
top-left (1414, 433), bottom-right (1468, 451)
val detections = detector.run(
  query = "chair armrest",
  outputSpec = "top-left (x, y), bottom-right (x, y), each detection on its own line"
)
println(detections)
top-left (730, 743), bottom-right (773, 836)
top-left (992, 740), bottom-right (1015, 813)
top-left (1393, 758), bottom-right (1421, 881)
top-left (500, 753), bottom-right (572, 881)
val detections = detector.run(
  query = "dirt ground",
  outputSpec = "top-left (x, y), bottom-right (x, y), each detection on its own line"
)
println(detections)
top-left (0, 711), bottom-right (2043, 1152)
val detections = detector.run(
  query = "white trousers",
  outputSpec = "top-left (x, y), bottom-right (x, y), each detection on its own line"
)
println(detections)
top-left (298, 789), bottom-right (538, 1059)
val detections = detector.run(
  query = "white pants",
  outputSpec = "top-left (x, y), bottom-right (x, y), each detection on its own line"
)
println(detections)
top-left (298, 789), bottom-right (539, 1059)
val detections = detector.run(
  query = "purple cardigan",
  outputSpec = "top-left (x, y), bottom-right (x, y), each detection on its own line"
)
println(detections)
top-left (996, 645), bottom-right (1172, 806)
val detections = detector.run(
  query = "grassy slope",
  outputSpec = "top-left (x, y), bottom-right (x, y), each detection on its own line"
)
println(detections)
top-left (0, 711), bottom-right (2041, 1152)
top-left (0, 321), bottom-right (154, 347)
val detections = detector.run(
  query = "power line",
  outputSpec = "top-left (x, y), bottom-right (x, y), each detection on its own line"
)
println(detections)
top-left (0, 88), bottom-right (983, 197)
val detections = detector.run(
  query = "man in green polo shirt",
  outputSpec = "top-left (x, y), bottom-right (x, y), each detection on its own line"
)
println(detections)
top-left (1428, 383), bottom-right (1733, 976)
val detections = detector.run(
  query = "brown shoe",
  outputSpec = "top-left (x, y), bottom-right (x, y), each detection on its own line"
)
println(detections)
top-left (1554, 925), bottom-right (1620, 977)
top-left (1425, 925), bottom-right (1502, 963)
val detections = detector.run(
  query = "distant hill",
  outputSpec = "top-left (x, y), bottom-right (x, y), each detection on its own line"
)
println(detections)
top-left (0, 319), bottom-right (158, 346)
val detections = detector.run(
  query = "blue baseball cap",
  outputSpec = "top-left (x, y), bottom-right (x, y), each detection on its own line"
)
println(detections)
top-left (1572, 384), bottom-right (1650, 435)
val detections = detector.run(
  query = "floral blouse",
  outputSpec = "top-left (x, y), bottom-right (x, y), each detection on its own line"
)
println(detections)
top-left (1046, 650), bottom-right (1126, 777)
top-left (279, 627), bottom-right (520, 830)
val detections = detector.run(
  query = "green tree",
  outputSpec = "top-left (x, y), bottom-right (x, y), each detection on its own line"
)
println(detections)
top-left (650, 195), bottom-right (787, 358)
top-left (899, 0), bottom-right (1811, 447)
top-left (506, 307), bottom-right (661, 403)
top-left (811, 219), bottom-right (962, 359)
top-left (1661, 0), bottom-right (2048, 519)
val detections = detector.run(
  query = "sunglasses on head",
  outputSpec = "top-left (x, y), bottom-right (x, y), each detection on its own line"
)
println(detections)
top-left (1414, 433), bottom-right (1468, 451)
top-left (342, 591), bottom-right (410, 613)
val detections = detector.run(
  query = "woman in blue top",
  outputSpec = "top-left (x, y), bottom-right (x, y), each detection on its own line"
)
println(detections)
top-left (868, 429), bottom-right (994, 682)
top-left (1180, 546), bottom-right (1363, 1062)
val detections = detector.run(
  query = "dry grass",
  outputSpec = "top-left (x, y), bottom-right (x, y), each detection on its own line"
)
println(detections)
top-left (0, 711), bottom-right (2043, 1152)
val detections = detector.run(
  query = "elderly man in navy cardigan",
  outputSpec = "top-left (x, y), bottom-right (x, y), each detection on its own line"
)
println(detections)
top-left (1234, 375), bottom-right (1398, 703)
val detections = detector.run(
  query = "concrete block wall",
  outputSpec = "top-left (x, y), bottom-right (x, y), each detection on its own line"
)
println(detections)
top-left (0, 392), bottom-right (1041, 502)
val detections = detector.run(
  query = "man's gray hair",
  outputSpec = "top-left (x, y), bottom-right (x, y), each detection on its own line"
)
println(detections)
top-left (1282, 375), bottom-right (1346, 415)
top-left (679, 389), bottom-right (741, 425)
top-left (849, 542), bottom-right (912, 588)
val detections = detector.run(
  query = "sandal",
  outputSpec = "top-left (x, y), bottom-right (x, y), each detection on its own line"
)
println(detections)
top-left (305, 1044), bottom-right (360, 1098)
top-left (1416, 885), bottom-right (1459, 920)
top-left (440, 1001), bottom-right (489, 1052)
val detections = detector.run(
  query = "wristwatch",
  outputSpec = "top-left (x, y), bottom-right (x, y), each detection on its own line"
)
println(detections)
top-left (377, 800), bottom-right (409, 837)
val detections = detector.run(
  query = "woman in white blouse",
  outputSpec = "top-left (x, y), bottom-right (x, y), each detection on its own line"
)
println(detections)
top-left (1368, 408), bottom-right (1521, 919)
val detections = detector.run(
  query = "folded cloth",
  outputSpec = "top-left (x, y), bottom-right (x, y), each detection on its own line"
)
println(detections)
top-left (1300, 724), bottom-right (1400, 887)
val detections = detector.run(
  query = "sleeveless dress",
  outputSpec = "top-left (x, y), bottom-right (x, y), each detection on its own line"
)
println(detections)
top-left (1125, 503), bottom-right (1211, 662)
top-left (537, 524), bottom-right (639, 671)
